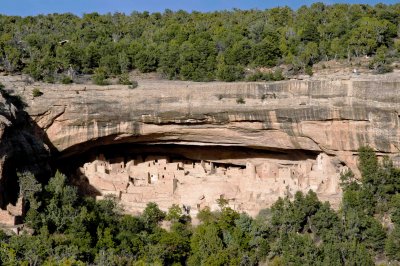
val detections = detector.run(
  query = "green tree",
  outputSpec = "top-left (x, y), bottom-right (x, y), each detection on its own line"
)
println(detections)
top-left (141, 202), bottom-right (166, 229)
top-left (166, 204), bottom-right (183, 222)
top-left (188, 223), bottom-right (224, 265)
top-left (348, 17), bottom-right (396, 56)
top-left (385, 225), bottom-right (400, 261)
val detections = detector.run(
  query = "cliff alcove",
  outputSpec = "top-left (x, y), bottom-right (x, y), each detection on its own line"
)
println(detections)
top-left (0, 74), bottom-right (399, 222)
top-left (54, 142), bottom-right (343, 217)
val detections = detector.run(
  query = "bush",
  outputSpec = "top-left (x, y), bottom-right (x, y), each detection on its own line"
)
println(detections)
top-left (216, 64), bottom-right (244, 82)
top-left (32, 88), bottom-right (43, 97)
top-left (273, 68), bottom-right (285, 80)
top-left (128, 80), bottom-right (138, 89)
top-left (118, 73), bottom-right (133, 85)
top-left (236, 97), bottom-right (245, 104)
top-left (376, 64), bottom-right (393, 74)
top-left (44, 75), bottom-right (55, 84)
top-left (246, 69), bottom-right (285, 82)
top-left (60, 75), bottom-right (73, 84)
top-left (92, 67), bottom-right (109, 86)
top-left (369, 61), bottom-right (394, 74)
top-left (0, 82), bottom-right (4, 90)
top-left (305, 65), bottom-right (313, 76)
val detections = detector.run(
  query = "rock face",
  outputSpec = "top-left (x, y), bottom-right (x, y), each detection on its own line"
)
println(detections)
top-left (0, 90), bottom-right (22, 225)
top-left (0, 87), bottom-right (49, 225)
top-left (1, 74), bottom-right (400, 217)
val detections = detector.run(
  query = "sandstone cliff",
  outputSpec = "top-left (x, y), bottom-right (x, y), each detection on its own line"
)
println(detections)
top-left (0, 85), bottom-right (50, 225)
top-left (3, 75), bottom-right (399, 164)
top-left (0, 74), bottom-right (399, 217)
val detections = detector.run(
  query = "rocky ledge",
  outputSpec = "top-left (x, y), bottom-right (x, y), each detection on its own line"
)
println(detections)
top-left (0, 74), bottom-right (399, 218)
top-left (3, 75), bottom-right (399, 166)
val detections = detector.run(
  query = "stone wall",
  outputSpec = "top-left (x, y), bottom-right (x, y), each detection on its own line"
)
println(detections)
top-left (79, 152), bottom-right (345, 217)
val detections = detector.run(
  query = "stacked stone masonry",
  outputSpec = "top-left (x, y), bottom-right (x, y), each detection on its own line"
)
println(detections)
top-left (0, 197), bottom-right (23, 226)
top-left (79, 153), bottom-right (346, 217)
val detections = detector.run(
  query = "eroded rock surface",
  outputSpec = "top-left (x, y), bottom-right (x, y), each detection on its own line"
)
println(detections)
top-left (0, 87), bottom-right (50, 225)
top-left (1, 74), bottom-right (400, 216)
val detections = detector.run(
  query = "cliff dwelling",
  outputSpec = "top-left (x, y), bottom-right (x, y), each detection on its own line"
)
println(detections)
top-left (65, 144), bottom-right (347, 217)
top-left (0, 75), bottom-right (398, 226)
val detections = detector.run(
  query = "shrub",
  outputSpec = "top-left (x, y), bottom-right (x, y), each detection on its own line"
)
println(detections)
top-left (375, 64), bottom-right (393, 74)
top-left (92, 67), bottom-right (109, 86)
top-left (60, 75), bottom-right (73, 84)
top-left (305, 65), bottom-right (313, 76)
top-left (216, 64), bottom-right (244, 82)
top-left (246, 69), bottom-right (285, 82)
top-left (128, 80), bottom-right (138, 89)
top-left (261, 94), bottom-right (266, 101)
top-left (236, 97), bottom-right (245, 104)
top-left (118, 73), bottom-right (134, 85)
top-left (0, 82), bottom-right (4, 90)
top-left (273, 68), bottom-right (284, 81)
top-left (246, 71), bottom-right (263, 81)
top-left (32, 88), bottom-right (43, 97)
top-left (44, 75), bottom-right (55, 84)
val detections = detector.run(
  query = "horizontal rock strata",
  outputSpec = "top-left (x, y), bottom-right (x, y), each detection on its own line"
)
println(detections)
top-left (1, 74), bottom-right (399, 216)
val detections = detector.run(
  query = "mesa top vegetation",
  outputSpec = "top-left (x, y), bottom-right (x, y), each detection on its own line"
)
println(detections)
top-left (0, 3), bottom-right (399, 82)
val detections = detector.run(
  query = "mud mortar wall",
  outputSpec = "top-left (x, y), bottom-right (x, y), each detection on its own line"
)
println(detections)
top-left (70, 144), bottom-right (344, 217)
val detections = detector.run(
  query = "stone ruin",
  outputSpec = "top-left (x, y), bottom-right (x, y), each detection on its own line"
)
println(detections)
top-left (0, 197), bottom-right (23, 226)
top-left (77, 152), bottom-right (347, 217)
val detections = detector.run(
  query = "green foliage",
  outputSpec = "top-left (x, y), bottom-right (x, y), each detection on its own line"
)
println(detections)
top-left (348, 17), bottom-right (396, 56)
top-left (134, 43), bottom-right (159, 73)
top-left (17, 171), bottom-right (41, 202)
top-left (60, 75), bottom-right (73, 84)
top-left (117, 73), bottom-right (139, 89)
top-left (375, 64), bottom-right (394, 74)
top-left (1, 5), bottom-right (399, 82)
top-left (6, 146), bottom-right (400, 264)
top-left (390, 193), bottom-right (400, 224)
top-left (141, 202), bottom-right (166, 228)
top-left (166, 204), bottom-right (183, 222)
top-left (188, 223), bottom-right (224, 265)
top-left (246, 69), bottom-right (285, 82)
top-left (216, 63), bottom-right (244, 82)
top-left (369, 46), bottom-right (394, 74)
top-left (236, 97), bottom-right (245, 104)
top-left (117, 73), bottom-right (133, 85)
top-left (32, 88), bottom-right (43, 97)
top-left (277, 233), bottom-right (319, 265)
top-left (196, 206), bottom-right (215, 224)
top-left (92, 67), bottom-right (109, 86)
top-left (385, 226), bottom-right (400, 261)
top-left (305, 65), bottom-right (313, 76)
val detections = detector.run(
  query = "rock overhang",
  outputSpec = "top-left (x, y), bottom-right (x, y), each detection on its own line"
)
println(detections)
top-left (0, 74), bottom-right (399, 219)
top-left (0, 75), bottom-right (397, 164)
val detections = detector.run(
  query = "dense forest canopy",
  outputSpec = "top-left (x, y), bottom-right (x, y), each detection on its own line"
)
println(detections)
top-left (1, 148), bottom-right (400, 265)
top-left (1, 3), bottom-right (400, 82)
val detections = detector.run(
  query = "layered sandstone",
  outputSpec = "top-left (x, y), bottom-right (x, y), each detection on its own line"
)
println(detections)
top-left (0, 87), bottom-right (49, 225)
top-left (0, 73), bottom-right (399, 216)
top-left (0, 91), bottom-right (21, 225)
